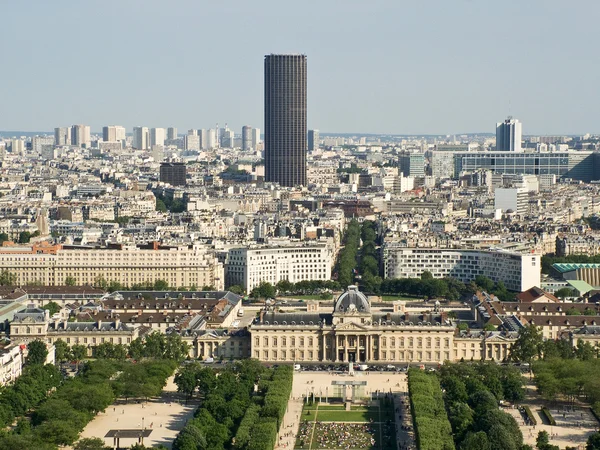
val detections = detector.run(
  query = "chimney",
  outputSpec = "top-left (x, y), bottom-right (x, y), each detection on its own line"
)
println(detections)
top-left (259, 310), bottom-right (265, 323)
top-left (97, 319), bottom-right (102, 329)
top-left (115, 316), bottom-right (121, 328)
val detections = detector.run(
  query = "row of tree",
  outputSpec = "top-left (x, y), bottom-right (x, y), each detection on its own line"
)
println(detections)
top-left (358, 220), bottom-right (382, 293)
top-left (541, 254), bottom-right (600, 275)
top-left (173, 360), bottom-right (293, 450)
top-left (439, 362), bottom-right (525, 450)
top-left (407, 369), bottom-right (455, 450)
top-left (337, 220), bottom-right (361, 288)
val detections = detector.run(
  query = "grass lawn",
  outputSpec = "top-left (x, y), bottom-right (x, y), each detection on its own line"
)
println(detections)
top-left (280, 294), bottom-right (333, 301)
top-left (315, 409), bottom-right (379, 422)
top-left (380, 295), bottom-right (421, 301)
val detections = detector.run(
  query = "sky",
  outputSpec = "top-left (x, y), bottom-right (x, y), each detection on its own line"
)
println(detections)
top-left (1, 0), bottom-right (599, 136)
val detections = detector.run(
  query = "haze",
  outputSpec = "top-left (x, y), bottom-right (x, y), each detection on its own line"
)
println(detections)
top-left (1, 0), bottom-right (598, 135)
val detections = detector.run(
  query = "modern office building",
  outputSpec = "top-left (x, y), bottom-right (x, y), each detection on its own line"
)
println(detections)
top-left (454, 151), bottom-right (597, 182)
top-left (184, 134), bottom-right (200, 151)
top-left (54, 127), bottom-right (70, 146)
top-left (496, 117), bottom-right (522, 152)
top-left (150, 128), bottom-right (165, 147)
top-left (226, 243), bottom-right (332, 293)
top-left (308, 129), bottom-right (320, 151)
top-left (133, 126), bottom-right (149, 150)
top-left (102, 126), bottom-right (126, 142)
top-left (242, 126), bottom-right (253, 151)
top-left (382, 245), bottom-right (541, 292)
top-left (399, 152), bottom-right (425, 177)
top-left (264, 54), bottom-right (307, 186)
top-left (160, 162), bottom-right (186, 186)
top-left (70, 125), bottom-right (91, 148)
top-left (167, 127), bottom-right (178, 140)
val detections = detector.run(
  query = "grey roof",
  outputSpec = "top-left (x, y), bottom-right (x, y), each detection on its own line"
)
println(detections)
top-left (48, 321), bottom-right (133, 333)
top-left (260, 312), bottom-right (331, 326)
top-left (13, 307), bottom-right (47, 323)
top-left (334, 286), bottom-right (370, 314)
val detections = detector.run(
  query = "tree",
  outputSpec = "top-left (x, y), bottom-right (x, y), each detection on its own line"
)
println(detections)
top-left (27, 340), bottom-right (48, 366)
top-left (155, 198), bottom-right (168, 213)
top-left (555, 287), bottom-right (575, 299)
top-left (250, 282), bottom-right (276, 300)
top-left (474, 275), bottom-right (495, 292)
top-left (65, 276), bottom-right (77, 286)
top-left (228, 284), bottom-right (245, 295)
top-left (41, 301), bottom-right (61, 316)
top-left (74, 438), bottom-right (111, 450)
top-left (536, 430), bottom-right (549, 448)
top-left (421, 270), bottom-right (434, 281)
top-left (153, 279), bottom-right (169, 290)
top-left (510, 325), bottom-right (543, 366)
top-left (128, 338), bottom-right (145, 360)
top-left (54, 339), bottom-right (71, 363)
top-left (588, 432), bottom-right (600, 450)
top-left (460, 431), bottom-right (490, 450)
top-left (0, 270), bottom-right (17, 286)
top-left (71, 344), bottom-right (88, 362)
top-left (18, 231), bottom-right (32, 244)
top-left (0, 232), bottom-right (9, 244)
top-left (175, 365), bottom-right (199, 400)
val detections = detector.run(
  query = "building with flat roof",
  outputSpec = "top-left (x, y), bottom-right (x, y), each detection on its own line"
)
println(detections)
top-left (382, 245), bottom-right (541, 292)
top-left (160, 162), bottom-right (186, 186)
top-left (264, 54), bottom-right (307, 186)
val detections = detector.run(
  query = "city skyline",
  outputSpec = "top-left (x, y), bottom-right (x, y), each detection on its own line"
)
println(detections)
top-left (1, 1), bottom-right (600, 135)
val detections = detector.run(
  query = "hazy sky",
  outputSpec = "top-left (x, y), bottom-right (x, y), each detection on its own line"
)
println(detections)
top-left (1, 0), bottom-right (599, 135)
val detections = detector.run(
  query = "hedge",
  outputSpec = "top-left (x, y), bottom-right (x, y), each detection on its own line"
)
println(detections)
top-left (541, 407), bottom-right (556, 426)
top-left (234, 404), bottom-right (261, 450)
top-left (521, 405), bottom-right (537, 426)
top-left (408, 369), bottom-right (455, 450)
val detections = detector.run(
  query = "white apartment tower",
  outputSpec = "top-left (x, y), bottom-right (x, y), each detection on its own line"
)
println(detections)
top-left (70, 125), bottom-right (91, 148)
top-left (167, 127), bottom-right (178, 140)
top-left (102, 126), bottom-right (126, 142)
top-left (150, 128), bottom-right (165, 147)
top-left (496, 117), bottom-right (522, 152)
top-left (54, 127), bottom-right (70, 146)
top-left (133, 127), bottom-right (149, 150)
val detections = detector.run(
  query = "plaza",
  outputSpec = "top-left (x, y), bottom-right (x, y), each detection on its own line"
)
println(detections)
top-left (80, 376), bottom-right (196, 449)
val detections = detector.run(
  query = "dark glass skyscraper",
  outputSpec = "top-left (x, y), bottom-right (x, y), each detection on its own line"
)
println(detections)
top-left (264, 54), bottom-right (307, 186)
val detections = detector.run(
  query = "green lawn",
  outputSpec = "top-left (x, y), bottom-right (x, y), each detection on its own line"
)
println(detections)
top-left (380, 295), bottom-right (421, 301)
top-left (280, 295), bottom-right (333, 301)
top-left (316, 410), bottom-right (379, 422)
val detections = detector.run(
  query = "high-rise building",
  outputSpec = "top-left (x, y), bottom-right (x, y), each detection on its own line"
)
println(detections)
top-left (71, 125), bottom-right (91, 148)
top-left (264, 54), bottom-right (307, 187)
top-left (184, 134), bottom-right (200, 151)
top-left (167, 127), bottom-right (178, 140)
top-left (54, 127), bottom-right (70, 146)
top-left (10, 139), bottom-right (25, 155)
top-left (102, 126), bottom-right (126, 142)
top-left (242, 126), bottom-right (253, 151)
top-left (198, 129), bottom-right (207, 149)
top-left (399, 152), bottom-right (425, 177)
top-left (205, 129), bottom-right (217, 149)
top-left (150, 128), bottom-right (165, 147)
top-left (160, 162), bottom-right (187, 186)
top-left (252, 128), bottom-right (261, 149)
top-left (32, 136), bottom-right (55, 155)
top-left (496, 117), bottom-right (522, 152)
top-left (133, 127), bottom-right (149, 150)
top-left (308, 129), bottom-right (319, 151)
top-left (222, 128), bottom-right (235, 148)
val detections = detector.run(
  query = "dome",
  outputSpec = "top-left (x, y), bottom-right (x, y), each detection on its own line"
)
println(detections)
top-left (334, 286), bottom-right (370, 313)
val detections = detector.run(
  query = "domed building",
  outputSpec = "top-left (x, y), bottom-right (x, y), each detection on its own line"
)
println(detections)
top-left (250, 286), bottom-right (456, 364)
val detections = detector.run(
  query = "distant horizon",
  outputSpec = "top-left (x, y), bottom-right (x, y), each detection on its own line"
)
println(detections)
top-left (1, 130), bottom-right (597, 139)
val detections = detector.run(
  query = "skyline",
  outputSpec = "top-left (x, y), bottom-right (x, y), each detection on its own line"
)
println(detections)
top-left (1, 0), bottom-right (599, 135)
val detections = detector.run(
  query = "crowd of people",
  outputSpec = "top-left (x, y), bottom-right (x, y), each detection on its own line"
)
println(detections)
top-left (314, 422), bottom-right (377, 449)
